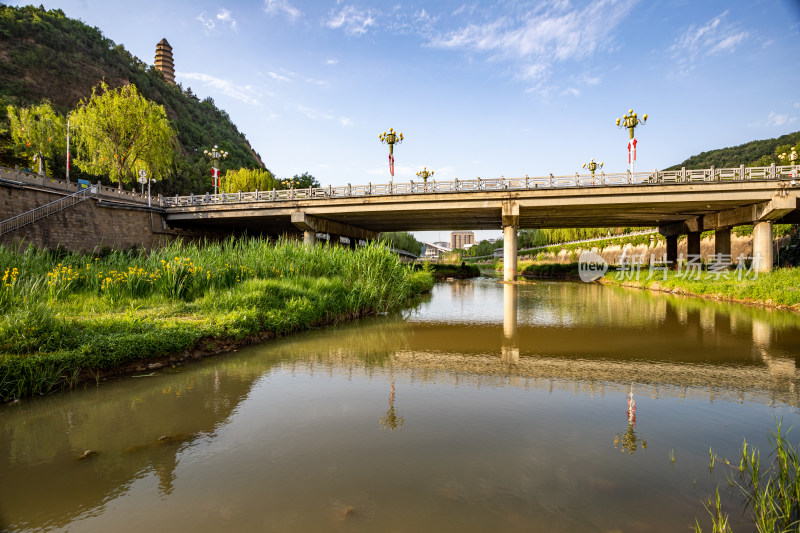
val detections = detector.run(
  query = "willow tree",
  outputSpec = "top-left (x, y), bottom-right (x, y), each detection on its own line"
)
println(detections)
top-left (6, 101), bottom-right (66, 175)
top-left (71, 82), bottom-right (176, 189)
top-left (220, 167), bottom-right (278, 193)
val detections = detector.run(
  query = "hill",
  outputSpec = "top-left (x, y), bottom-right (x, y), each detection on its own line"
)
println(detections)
top-left (666, 131), bottom-right (800, 170)
top-left (0, 5), bottom-right (265, 194)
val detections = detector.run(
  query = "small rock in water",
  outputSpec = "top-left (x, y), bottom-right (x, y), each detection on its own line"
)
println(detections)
top-left (157, 433), bottom-right (193, 444)
top-left (77, 450), bottom-right (97, 460)
top-left (343, 506), bottom-right (356, 518)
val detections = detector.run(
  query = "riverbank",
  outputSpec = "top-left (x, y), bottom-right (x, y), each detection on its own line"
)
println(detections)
top-left (599, 267), bottom-right (800, 310)
top-left (0, 239), bottom-right (433, 401)
top-left (428, 263), bottom-right (481, 280)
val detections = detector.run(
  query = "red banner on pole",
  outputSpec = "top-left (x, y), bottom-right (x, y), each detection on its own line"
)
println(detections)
top-left (628, 138), bottom-right (637, 163)
top-left (389, 154), bottom-right (395, 177)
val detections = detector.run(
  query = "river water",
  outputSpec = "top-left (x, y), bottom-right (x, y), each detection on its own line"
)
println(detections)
top-left (2, 278), bottom-right (800, 532)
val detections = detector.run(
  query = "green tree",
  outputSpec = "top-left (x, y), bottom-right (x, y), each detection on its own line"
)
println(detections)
top-left (220, 167), bottom-right (278, 193)
top-left (6, 100), bottom-right (66, 175)
top-left (380, 232), bottom-right (423, 256)
top-left (282, 172), bottom-right (321, 189)
top-left (466, 239), bottom-right (503, 257)
top-left (70, 82), bottom-right (176, 189)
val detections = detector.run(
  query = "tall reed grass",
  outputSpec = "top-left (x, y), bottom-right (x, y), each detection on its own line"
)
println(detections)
top-left (696, 420), bottom-right (800, 532)
top-left (0, 238), bottom-right (433, 401)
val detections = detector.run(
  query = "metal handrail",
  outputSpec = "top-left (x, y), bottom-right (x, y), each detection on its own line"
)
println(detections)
top-left (0, 187), bottom-right (95, 236)
top-left (161, 164), bottom-right (798, 208)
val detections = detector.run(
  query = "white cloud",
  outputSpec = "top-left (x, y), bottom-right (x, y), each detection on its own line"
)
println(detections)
top-left (669, 11), bottom-right (749, 75)
top-left (325, 5), bottom-right (376, 36)
top-left (267, 71), bottom-right (291, 82)
top-left (429, 0), bottom-right (637, 86)
top-left (178, 72), bottom-right (263, 107)
top-left (197, 9), bottom-right (237, 32)
top-left (264, 0), bottom-right (302, 20)
top-left (216, 8), bottom-right (237, 30)
top-left (197, 12), bottom-right (215, 31)
top-left (325, 58), bottom-right (339, 65)
top-left (292, 104), bottom-right (333, 120)
top-left (764, 112), bottom-right (796, 127)
top-left (339, 117), bottom-right (353, 127)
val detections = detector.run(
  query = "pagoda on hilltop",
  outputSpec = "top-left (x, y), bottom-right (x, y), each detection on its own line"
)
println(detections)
top-left (154, 38), bottom-right (175, 85)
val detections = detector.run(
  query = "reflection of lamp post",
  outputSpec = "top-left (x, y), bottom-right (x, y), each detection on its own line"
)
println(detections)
top-left (616, 109), bottom-right (647, 173)
top-left (379, 128), bottom-right (403, 178)
top-left (203, 144), bottom-right (228, 194)
top-left (379, 381), bottom-right (404, 431)
top-left (582, 158), bottom-right (603, 182)
top-left (613, 385), bottom-right (647, 454)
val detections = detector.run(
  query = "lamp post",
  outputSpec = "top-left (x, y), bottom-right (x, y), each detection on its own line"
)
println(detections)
top-left (582, 158), bottom-right (603, 183)
top-left (203, 144), bottom-right (228, 195)
top-left (379, 128), bottom-right (403, 178)
top-left (616, 109), bottom-right (647, 173)
top-left (416, 167), bottom-right (433, 191)
top-left (779, 148), bottom-right (798, 175)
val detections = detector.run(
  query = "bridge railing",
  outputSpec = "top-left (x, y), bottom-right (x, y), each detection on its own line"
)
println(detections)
top-left (159, 164), bottom-right (798, 208)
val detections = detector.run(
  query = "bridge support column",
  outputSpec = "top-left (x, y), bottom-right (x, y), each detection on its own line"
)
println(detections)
top-left (502, 201), bottom-right (519, 282)
top-left (666, 235), bottom-right (678, 268)
top-left (753, 221), bottom-right (773, 272)
top-left (687, 232), bottom-right (701, 258)
top-left (303, 230), bottom-right (316, 248)
top-left (291, 211), bottom-right (377, 251)
top-left (714, 228), bottom-right (731, 257)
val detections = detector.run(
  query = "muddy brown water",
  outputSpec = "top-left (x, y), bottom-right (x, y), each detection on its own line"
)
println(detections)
top-left (2, 278), bottom-right (800, 532)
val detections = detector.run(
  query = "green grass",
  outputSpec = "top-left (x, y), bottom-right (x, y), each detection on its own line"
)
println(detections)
top-left (696, 420), bottom-right (800, 533)
top-left (427, 263), bottom-right (481, 279)
top-left (601, 267), bottom-right (800, 307)
top-left (521, 262), bottom-right (580, 278)
top-left (0, 239), bottom-right (433, 401)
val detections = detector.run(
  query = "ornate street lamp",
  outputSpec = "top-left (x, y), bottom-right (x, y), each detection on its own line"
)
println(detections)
top-left (203, 144), bottom-right (228, 194)
top-left (582, 158), bottom-right (603, 179)
top-left (616, 109), bottom-right (647, 173)
top-left (779, 148), bottom-right (798, 167)
top-left (416, 167), bottom-right (434, 183)
top-left (379, 128), bottom-right (403, 178)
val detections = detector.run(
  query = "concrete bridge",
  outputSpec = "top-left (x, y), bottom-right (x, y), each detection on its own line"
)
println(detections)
top-left (1, 165), bottom-right (798, 279)
top-left (162, 165), bottom-right (800, 279)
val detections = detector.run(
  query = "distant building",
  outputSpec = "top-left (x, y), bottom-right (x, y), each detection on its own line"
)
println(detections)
top-left (433, 241), bottom-right (449, 249)
top-left (155, 38), bottom-right (175, 85)
top-left (422, 242), bottom-right (451, 260)
top-left (450, 231), bottom-right (475, 250)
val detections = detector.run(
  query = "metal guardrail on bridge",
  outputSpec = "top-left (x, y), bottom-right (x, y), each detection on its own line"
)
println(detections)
top-left (161, 164), bottom-right (799, 208)
top-left (0, 186), bottom-right (96, 236)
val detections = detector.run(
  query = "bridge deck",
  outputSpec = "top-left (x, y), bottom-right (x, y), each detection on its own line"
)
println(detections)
top-left (165, 178), bottom-right (799, 233)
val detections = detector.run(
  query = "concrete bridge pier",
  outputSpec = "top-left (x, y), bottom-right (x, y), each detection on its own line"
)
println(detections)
top-left (291, 211), bottom-right (377, 252)
top-left (753, 221), bottom-right (773, 272)
top-left (502, 201), bottom-right (519, 282)
top-left (303, 230), bottom-right (316, 248)
top-left (715, 228), bottom-right (731, 256)
top-left (687, 231), bottom-right (702, 257)
top-left (666, 235), bottom-right (678, 267)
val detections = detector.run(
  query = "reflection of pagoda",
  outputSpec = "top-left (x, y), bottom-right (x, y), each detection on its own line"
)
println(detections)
top-left (154, 38), bottom-right (175, 85)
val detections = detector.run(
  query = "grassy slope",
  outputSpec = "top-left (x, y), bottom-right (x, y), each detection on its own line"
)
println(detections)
top-left (0, 5), bottom-right (263, 193)
top-left (0, 240), bottom-right (433, 401)
top-left (599, 268), bottom-right (800, 308)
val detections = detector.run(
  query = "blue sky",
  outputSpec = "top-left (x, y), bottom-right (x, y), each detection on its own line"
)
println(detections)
top-left (15, 0), bottom-right (800, 242)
